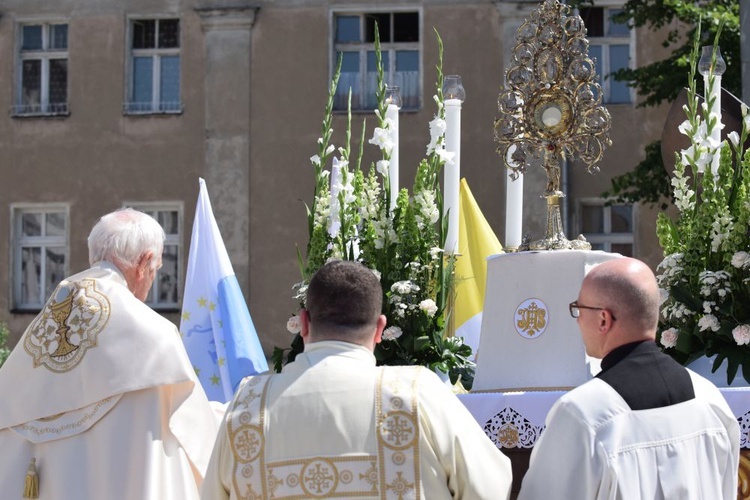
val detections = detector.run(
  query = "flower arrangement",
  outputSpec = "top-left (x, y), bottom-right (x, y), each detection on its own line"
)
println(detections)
top-left (272, 30), bottom-right (475, 388)
top-left (656, 24), bottom-right (750, 384)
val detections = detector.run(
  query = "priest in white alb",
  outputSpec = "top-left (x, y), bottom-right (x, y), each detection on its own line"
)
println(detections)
top-left (0, 208), bottom-right (219, 499)
top-left (518, 258), bottom-right (739, 499)
top-left (201, 260), bottom-right (512, 500)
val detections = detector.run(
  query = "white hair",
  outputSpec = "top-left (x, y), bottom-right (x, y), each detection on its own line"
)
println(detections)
top-left (88, 208), bottom-right (164, 270)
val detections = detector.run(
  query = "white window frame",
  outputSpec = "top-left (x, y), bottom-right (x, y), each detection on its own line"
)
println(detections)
top-left (576, 198), bottom-right (637, 255)
top-left (576, 2), bottom-right (635, 105)
top-left (330, 8), bottom-right (423, 112)
top-left (124, 17), bottom-right (183, 115)
top-left (11, 204), bottom-right (70, 311)
top-left (14, 20), bottom-right (70, 117)
top-left (126, 202), bottom-right (183, 309)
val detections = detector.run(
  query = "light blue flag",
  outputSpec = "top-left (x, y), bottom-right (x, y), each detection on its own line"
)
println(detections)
top-left (180, 178), bottom-right (268, 402)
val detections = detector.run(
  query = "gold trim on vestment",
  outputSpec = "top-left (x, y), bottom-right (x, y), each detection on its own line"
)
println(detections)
top-left (226, 366), bottom-right (424, 499)
top-left (24, 279), bottom-right (111, 373)
top-left (11, 396), bottom-right (121, 444)
top-left (376, 366), bottom-right (422, 500)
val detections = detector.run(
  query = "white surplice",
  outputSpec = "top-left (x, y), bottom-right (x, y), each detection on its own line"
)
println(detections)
top-left (0, 262), bottom-right (219, 500)
top-left (518, 372), bottom-right (740, 500)
top-left (201, 341), bottom-right (512, 500)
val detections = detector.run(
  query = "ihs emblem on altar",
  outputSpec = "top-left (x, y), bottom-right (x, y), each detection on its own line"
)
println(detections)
top-left (515, 299), bottom-right (548, 339)
top-left (497, 424), bottom-right (520, 448)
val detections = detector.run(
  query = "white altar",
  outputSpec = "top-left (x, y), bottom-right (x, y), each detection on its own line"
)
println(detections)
top-left (473, 250), bottom-right (620, 392)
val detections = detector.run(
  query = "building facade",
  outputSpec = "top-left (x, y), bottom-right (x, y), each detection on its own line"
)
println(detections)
top-left (0, 0), bottom-right (671, 354)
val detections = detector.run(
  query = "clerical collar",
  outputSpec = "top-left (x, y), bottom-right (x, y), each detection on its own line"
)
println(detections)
top-left (600, 340), bottom-right (655, 373)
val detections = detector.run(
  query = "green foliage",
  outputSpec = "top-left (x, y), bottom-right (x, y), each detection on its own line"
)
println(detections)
top-left (0, 323), bottom-right (11, 368)
top-left (601, 141), bottom-right (672, 209)
top-left (612, 0), bottom-right (740, 108)
top-left (594, 0), bottom-right (741, 207)
top-left (273, 29), bottom-right (475, 388)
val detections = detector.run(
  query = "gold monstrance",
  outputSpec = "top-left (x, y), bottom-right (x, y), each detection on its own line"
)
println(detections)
top-left (494, 0), bottom-right (612, 250)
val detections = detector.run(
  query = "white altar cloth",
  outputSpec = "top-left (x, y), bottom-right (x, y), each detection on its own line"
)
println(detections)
top-left (458, 387), bottom-right (750, 450)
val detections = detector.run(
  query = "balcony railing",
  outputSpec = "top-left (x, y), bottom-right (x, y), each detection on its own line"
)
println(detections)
top-left (123, 101), bottom-right (183, 114)
top-left (12, 103), bottom-right (69, 117)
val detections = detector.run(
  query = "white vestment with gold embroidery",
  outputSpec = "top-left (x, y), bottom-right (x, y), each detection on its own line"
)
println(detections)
top-left (0, 262), bottom-right (220, 499)
top-left (201, 341), bottom-right (512, 500)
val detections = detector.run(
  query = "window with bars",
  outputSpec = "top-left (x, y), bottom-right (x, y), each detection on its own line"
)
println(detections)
top-left (125, 19), bottom-right (182, 114)
top-left (578, 199), bottom-right (635, 256)
top-left (12, 206), bottom-right (69, 310)
top-left (15, 23), bottom-right (69, 116)
top-left (579, 6), bottom-right (632, 104)
top-left (128, 204), bottom-right (182, 309)
top-left (333, 11), bottom-right (420, 111)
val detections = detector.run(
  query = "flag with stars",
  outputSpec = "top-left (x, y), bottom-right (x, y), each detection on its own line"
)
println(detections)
top-left (180, 178), bottom-right (268, 402)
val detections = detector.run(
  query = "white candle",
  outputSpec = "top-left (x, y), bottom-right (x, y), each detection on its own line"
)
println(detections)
top-left (704, 74), bottom-right (723, 174)
top-left (385, 103), bottom-right (400, 211)
top-left (443, 99), bottom-right (462, 253)
top-left (698, 46), bottom-right (726, 175)
top-left (505, 167), bottom-right (523, 249)
top-left (504, 144), bottom-right (524, 249)
top-left (328, 157), bottom-right (342, 238)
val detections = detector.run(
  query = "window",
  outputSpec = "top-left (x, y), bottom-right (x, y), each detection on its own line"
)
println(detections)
top-left (578, 200), bottom-right (635, 256)
top-left (128, 204), bottom-right (182, 309)
top-left (579, 6), bottom-right (632, 104)
top-left (333, 11), bottom-right (420, 111)
top-left (125, 19), bottom-right (182, 114)
top-left (14, 22), bottom-right (69, 116)
top-left (12, 206), bottom-right (68, 310)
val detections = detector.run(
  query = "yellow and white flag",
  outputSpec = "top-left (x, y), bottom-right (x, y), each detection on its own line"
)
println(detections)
top-left (455, 179), bottom-right (503, 359)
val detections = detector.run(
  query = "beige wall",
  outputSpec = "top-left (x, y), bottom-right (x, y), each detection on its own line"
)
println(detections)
top-left (0, 0), bottom-right (676, 357)
top-left (0, 1), bottom-right (207, 344)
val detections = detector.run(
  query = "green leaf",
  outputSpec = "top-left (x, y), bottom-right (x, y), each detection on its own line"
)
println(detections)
top-left (414, 336), bottom-right (431, 352)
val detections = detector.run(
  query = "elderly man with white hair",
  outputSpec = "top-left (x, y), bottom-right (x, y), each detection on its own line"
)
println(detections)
top-left (0, 208), bottom-right (218, 500)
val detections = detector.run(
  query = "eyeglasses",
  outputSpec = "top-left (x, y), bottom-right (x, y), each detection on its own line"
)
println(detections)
top-left (569, 301), bottom-right (617, 321)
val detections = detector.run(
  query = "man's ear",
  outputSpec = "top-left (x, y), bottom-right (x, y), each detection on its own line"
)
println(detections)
top-left (137, 251), bottom-right (154, 277)
top-left (373, 315), bottom-right (387, 345)
top-left (299, 309), bottom-right (311, 342)
top-left (597, 309), bottom-right (614, 334)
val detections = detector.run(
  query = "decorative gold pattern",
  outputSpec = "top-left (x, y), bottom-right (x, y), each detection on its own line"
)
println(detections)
top-left (24, 279), bottom-right (110, 373)
top-left (267, 456), bottom-right (378, 498)
top-left (231, 425), bottom-right (263, 463)
top-left (14, 396), bottom-right (120, 443)
top-left (497, 424), bottom-right (520, 448)
top-left (482, 407), bottom-right (544, 449)
top-left (379, 411), bottom-right (417, 449)
top-left (225, 367), bottom-right (425, 498)
top-left (228, 374), bottom-right (402, 499)
top-left (228, 375), bottom-right (271, 499)
top-left (300, 459), bottom-right (339, 497)
top-left (266, 470), bottom-right (283, 496)
top-left (340, 470), bottom-right (353, 484)
top-left (377, 366), bottom-right (422, 500)
top-left (360, 462), bottom-right (379, 492)
top-left (515, 299), bottom-right (549, 339)
top-left (385, 471), bottom-right (415, 500)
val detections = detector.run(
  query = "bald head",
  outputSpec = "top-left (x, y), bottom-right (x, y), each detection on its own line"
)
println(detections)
top-left (582, 257), bottom-right (660, 338)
